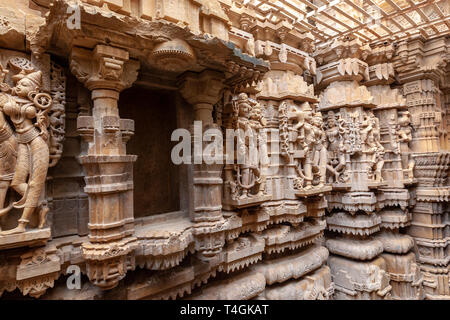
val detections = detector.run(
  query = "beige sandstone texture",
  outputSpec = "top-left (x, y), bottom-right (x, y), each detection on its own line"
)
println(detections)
top-left (0, 0), bottom-right (448, 300)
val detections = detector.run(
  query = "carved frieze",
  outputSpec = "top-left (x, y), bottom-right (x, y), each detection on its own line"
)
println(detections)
top-left (318, 81), bottom-right (374, 111)
top-left (316, 59), bottom-right (369, 89)
top-left (257, 70), bottom-right (316, 102)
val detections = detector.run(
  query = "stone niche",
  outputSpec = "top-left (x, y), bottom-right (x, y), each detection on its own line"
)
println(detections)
top-left (119, 86), bottom-right (181, 218)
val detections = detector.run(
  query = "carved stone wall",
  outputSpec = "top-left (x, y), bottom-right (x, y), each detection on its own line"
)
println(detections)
top-left (0, 0), bottom-right (448, 301)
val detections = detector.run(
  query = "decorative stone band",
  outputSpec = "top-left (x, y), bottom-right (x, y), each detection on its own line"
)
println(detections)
top-left (327, 191), bottom-right (378, 213)
top-left (262, 220), bottom-right (326, 254)
top-left (366, 63), bottom-right (395, 86)
top-left (415, 187), bottom-right (450, 202)
top-left (251, 245), bottom-right (329, 285)
top-left (326, 211), bottom-right (381, 236)
top-left (260, 200), bottom-right (307, 225)
top-left (87, 220), bottom-right (127, 243)
top-left (220, 234), bottom-right (265, 274)
top-left (315, 58), bottom-right (369, 88)
top-left (82, 236), bottom-right (138, 261)
top-left (16, 127), bottom-right (40, 144)
top-left (0, 173), bottom-right (14, 181)
top-left (378, 208), bottom-right (412, 230)
top-left (0, 228), bottom-right (51, 250)
top-left (412, 152), bottom-right (450, 187)
top-left (257, 266), bottom-right (334, 300)
top-left (0, 123), bottom-right (12, 143)
top-left (377, 190), bottom-right (410, 212)
top-left (79, 155), bottom-right (137, 194)
top-left (192, 219), bottom-right (227, 258)
top-left (186, 271), bottom-right (266, 300)
top-left (326, 238), bottom-right (384, 261)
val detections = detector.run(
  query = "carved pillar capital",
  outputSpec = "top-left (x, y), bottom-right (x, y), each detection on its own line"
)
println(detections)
top-left (179, 70), bottom-right (224, 124)
top-left (70, 44), bottom-right (140, 93)
top-left (393, 36), bottom-right (448, 85)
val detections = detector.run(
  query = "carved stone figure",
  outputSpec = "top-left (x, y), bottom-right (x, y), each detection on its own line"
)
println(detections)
top-left (362, 111), bottom-right (385, 183)
top-left (0, 59), bottom-right (52, 235)
top-left (289, 103), bottom-right (328, 191)
top-left (397, 111), bottom-right (415, 180)
top-left (325, 111), bottom-right (348, 183)
top-left (229, 93), bottom-right (267, 200)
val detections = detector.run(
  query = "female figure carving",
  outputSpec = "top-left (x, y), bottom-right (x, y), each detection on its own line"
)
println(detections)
top-left (363, 111), bottom-right (385, 183)
top-left (292, 105), bottom-right (327, 190)
top-left (397, 111), bottom-right (414, 179)
top-left (231, 93), bottom-right (266, 200)
top-left (310, 112), bottom-right (327, 188)
top-left (0, 69), bottom-right (52, 235)
top-left (325, 111), bottom-right (347, 183)
top-left (0, 104), bottom-right (17, 230)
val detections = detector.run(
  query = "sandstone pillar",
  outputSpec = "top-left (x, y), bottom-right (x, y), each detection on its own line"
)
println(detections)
top-left (395, 36), bottom-right (449, 299)
top-left (316, 38), bottom-right (391, 299)
top-left (365, 43), bottom-right (423, 300)
top-left (71, 44), bottom-right (140, 289)
top-left (179, 70), bottom-right (226, 260)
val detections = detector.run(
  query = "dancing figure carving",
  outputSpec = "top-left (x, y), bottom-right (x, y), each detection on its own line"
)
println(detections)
top-left (362, 111), bottom-right (385, 183)
top-left (290, 103), bottom-right (327, 191)
top-left (325, 111), bottom-right (348, 183)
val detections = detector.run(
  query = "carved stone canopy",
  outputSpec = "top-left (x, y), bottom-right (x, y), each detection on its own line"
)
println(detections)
top-left (41, 1), bottom-right (269, 90)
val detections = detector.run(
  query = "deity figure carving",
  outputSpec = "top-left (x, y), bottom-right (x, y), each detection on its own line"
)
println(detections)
top-left (290, 103), bottom-right (327, 191)
top-left (396, 111), bottom-right (415, 180)
top-left (228, 93), bottom-right (267, 200)
top-left (0, 59), bottom-right (53, 235)
top-left (361, 111), bottom-right (385, 183)
top-left (324, 111), bottom-right (348, 183)
top-left (0, 66), bottom-right (17, 229)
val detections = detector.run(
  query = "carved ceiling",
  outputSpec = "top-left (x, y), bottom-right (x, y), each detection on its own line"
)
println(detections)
top-left (238, 0), bottom-right (449, 45)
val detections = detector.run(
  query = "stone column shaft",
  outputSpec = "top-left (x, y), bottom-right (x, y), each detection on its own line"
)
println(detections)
top-left (179, 70), bottom-right (225, 259)
top-left (71, 44), bottom-right (140, 289)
